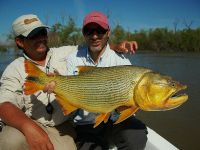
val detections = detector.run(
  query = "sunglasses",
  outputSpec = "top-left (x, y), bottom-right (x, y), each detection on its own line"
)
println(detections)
top-left (83, 27), bottom-right (108, 36)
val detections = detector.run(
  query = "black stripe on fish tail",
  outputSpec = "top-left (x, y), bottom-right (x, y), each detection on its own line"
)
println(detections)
top-left (26, 76), bottom-right (41, 82)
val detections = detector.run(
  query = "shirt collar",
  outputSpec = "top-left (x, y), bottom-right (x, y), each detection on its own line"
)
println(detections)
top-left (86, 44), bottom-right (111, 65)
top-left (23, 48), bottom-right (53, 67)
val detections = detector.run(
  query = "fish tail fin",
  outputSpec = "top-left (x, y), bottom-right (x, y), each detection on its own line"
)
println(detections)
top-left (24, 60), bottom-right (47, 95)
top-left (24, 81), bottom-right (44, 95)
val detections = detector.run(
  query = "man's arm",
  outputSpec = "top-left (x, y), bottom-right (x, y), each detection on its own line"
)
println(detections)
top-left (0, 63), bottom-right (54, 150)
top-left (0, 102), bottom-right (54, 150)
top-left (110, 41), bottom-right (138, 54)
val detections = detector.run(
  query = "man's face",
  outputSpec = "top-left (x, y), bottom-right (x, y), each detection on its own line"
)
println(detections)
top-left (16, 29), bottom-right (48, 56)
top-left (83, 23), bottom-right (110, 53)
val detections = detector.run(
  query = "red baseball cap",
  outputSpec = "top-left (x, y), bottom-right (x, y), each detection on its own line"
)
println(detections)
top-left (83, 11), bottom-right (109, 30)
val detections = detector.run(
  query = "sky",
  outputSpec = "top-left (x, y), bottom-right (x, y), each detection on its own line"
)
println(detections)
top-left (0, 0), bottom-right (200, 43)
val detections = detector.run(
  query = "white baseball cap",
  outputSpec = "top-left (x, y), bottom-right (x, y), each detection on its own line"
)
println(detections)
top-left (12, 14), bottom-right (49, 37)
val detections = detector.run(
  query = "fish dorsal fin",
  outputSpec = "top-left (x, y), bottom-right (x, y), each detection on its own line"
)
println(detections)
top-left (77, 66), bottom-right (96, 74)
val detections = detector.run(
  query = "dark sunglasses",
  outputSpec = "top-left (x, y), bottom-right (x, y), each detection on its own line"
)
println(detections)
top-left (83, 27), bottom-right (108, 36)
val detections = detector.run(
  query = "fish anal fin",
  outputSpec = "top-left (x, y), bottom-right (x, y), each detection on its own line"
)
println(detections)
top-left (94, 113), bottom-right (109, 128)
top-left (77, 66), bottom-right (96, 74)
top-left (104, 113), bottom-right (110, 123)
top-left (114, 106), bottom-right (139, 124)
top-left (55, 95), bottom-right (77, 115)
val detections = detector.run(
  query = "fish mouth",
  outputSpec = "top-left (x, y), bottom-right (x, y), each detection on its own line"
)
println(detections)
top-left (165, 85), bottom-right (188, 109)
top-left (171, 85), bottom-right (187, 98)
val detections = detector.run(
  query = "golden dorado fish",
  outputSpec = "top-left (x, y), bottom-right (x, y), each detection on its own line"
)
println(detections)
top-left (24, 60), bottom-right (188, 127)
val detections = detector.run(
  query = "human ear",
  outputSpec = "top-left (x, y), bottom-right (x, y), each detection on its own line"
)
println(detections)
top-left (15, 37), bottom-right (24, 48)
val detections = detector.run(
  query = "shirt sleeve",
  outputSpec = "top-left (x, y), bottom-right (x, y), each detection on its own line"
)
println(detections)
top-left (0, 62), bottom-right (24, 108)
top-left (118, 55), bottom-right (132, 65)
top-left (51, 46), bottom-right (78, 58)
top-left (113, 51), bottom-right (132, 66)
top-left (65, 54), bottom-right (77, 76)
top-left (51, 46), bottom-right (78, 76)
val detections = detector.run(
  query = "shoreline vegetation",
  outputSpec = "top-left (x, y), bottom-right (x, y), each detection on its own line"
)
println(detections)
top-left (0, 45), bottom-right (8, 51)
top-left (1, 17), bottom-right (200, 52)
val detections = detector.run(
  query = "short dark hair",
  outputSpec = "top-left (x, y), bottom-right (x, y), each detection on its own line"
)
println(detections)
top-left (15, 35), bottom-right (25, 50)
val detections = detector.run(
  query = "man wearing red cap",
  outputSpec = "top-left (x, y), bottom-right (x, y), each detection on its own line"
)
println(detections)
top-left (66, 11), bottom-right (147, 150)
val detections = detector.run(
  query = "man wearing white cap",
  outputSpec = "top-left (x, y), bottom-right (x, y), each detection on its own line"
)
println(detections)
top-left (0, 14), bottom-right (77, 150)
top-left (0, 14), bottom-right (137, 150)
top-left (66, 11), bottom-right (147, 150)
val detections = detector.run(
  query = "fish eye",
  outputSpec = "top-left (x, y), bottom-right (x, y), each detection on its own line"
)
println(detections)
top-left (169, 80), bottom-right (176, 87)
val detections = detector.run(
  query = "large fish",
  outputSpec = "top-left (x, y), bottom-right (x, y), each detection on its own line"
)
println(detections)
top-left (24, 60), bottom-right (188, 127)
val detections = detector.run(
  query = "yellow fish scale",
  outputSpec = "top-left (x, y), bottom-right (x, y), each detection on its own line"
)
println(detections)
top-left (54, 66), bottom-right (151, 113)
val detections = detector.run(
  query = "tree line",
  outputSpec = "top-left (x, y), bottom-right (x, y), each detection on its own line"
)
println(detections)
top-left (1, 17), bottom-right (200, 52)
top-left (48, 17), bottom-right (200, 52)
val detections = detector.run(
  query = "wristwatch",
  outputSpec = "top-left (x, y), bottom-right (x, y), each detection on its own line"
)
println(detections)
top-left (0, 120), bottom-right (5, 132)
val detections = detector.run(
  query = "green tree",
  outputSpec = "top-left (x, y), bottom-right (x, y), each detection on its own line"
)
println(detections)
top-left (110, 24), bottom-right (126, 44)
top-left (59, 17), bottom-right (82, 45)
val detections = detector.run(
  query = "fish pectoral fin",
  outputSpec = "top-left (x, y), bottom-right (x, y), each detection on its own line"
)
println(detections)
top-left (94, 113), bottom-right (109, 128)
top-left (114, 106), bottom-right (139, 124)
top-left (55, 95), bottom-right (77, 115)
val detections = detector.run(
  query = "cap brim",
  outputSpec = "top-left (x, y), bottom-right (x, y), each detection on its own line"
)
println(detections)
top-left (22, 25), bottom-right (50, 37)
top-left (84, 21), bottom-right (109, 30)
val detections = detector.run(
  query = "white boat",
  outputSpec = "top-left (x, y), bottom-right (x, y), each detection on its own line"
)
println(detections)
top-left (109, 127), bottom-right (178, 150)
top-left (145, 127), bottom-right (178, 150)
top-left (0, 119), bottom-right (179, 150)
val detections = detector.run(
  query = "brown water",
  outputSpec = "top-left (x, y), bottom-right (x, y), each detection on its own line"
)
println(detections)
top-left (1, 50), bottom-right (200, 149)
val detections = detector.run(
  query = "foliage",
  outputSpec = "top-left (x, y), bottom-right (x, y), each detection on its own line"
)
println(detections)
top-left (122, 27), bottom-right (200, 52)
top-left (0, 45), bottom-right (7, 51)
top-left (48, 17), bottom-right (84, 47)
top-left (4, 17), bottom-right (200, 52)
top-left (110, 24), bottom-right (126, 44)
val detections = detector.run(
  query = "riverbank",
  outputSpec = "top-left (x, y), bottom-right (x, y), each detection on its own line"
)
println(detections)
top-left (136, 50), bottom-right (200, 57)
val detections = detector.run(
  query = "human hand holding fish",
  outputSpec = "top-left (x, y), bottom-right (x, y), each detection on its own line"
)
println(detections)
top-left (43, 81), bottom-right (56, 94)
top-left (43, 71), bottom-right (60, 94)
top-left (24, 60), bottom-right (188, 128)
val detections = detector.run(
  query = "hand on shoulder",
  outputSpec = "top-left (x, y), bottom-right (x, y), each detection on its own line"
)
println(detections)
top-left (110, 41), bottom-right (138, 54)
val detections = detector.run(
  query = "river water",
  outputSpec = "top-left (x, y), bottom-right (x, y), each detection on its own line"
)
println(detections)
top-left (0, 50), bottom-right (200, 150)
